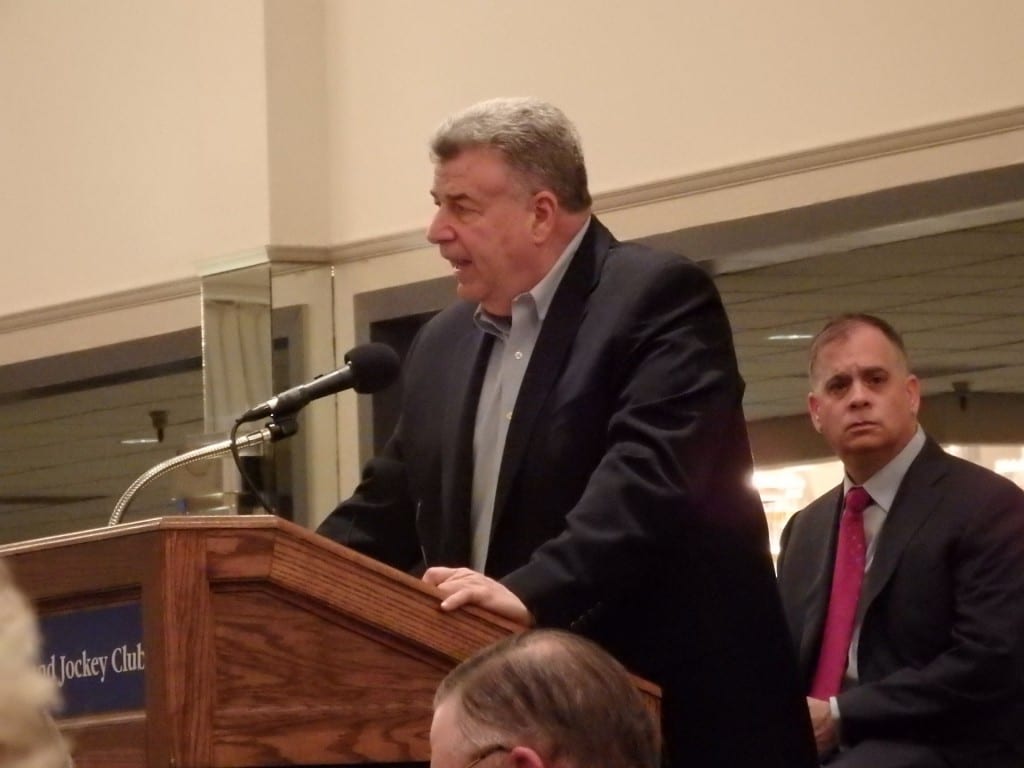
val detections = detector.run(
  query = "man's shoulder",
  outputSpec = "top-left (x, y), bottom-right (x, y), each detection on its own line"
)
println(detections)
top-left (786, 488), bottom-right (840, 533)
top-left (593, 238), bottom-right (715, 307)
top-left (400, 300), bottom-right (480, 371)
top-left (417, 299), bottom-right (476, 336)
top-left (921, 443), bottom-right (1024, 505)
top-left (586, 218), bottom-right (699, 272)
top-left (604, 237), bottom-right (701, 273)
top-left (777, 488), bottom-right (839, 576)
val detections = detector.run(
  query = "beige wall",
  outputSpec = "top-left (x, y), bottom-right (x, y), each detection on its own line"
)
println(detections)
top-left (265, 0), bottom-right (330, 245)
top-left (4, 1), bottom-right (1024, 513)
top-left (324, 1), bottom-right (1024, 239)
top-left (4, 0), bottom-right (1024, 346)
top-left (0, 0), bottom-right (271, 334)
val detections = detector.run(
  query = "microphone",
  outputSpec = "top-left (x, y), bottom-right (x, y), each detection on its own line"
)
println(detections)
top-left (238, 342), bottom-right (399, 423)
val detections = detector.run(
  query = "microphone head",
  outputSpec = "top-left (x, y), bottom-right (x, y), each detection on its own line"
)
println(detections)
top-left (343, 343), bottom-right (401, 394)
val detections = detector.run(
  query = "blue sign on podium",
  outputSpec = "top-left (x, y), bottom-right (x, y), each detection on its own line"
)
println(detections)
top-left (38, 602), bottom-right (145, 717)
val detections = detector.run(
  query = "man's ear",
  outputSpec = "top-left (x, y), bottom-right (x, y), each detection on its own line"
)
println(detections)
top-left (529, 191), bottom-right (558, 243)
top-left (808, 392), bottom-right (822, 433)
top-left (507, 746), bottom-right (547, 768)
top-left (906, 374), bottom-right (921, 417)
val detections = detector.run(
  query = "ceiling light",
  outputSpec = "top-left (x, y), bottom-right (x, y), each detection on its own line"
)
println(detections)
top-left (767, 333), bottom-right (813, 341)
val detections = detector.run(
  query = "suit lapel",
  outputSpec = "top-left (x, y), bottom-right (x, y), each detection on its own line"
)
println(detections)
top-left (438, 322), bottom-right (492, 565)
top-left (858, 439), bottom-right (948, 621)
top-left (798, 487), bottom-right (844, 669)
top-left (490, 219), bottom-right (608, 529)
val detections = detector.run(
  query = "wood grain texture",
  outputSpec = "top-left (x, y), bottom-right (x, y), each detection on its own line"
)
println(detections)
top-left (212, 588), bottom-right (439, 763)
top-left (153, 529), bottom-right (217, 766)
top-left (61, 713), bottom-right (146, 768)
top-left (0, 515), bottom-right (660, 766)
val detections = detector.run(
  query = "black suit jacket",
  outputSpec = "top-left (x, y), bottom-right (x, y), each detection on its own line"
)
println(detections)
top-left (777, 437), bottom-right (1024, 766)
top-left (320, 218), bottom-right (816, 767)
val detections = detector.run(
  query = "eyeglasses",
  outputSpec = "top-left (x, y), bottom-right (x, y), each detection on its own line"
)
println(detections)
top-left (463, 744), bottom-right (510, 768)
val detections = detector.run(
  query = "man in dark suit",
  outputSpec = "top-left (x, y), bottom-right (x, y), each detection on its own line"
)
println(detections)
top-left (777, 314), bottom-right (1024, 767)
top-left (318, 97), bottom-right (815, 767)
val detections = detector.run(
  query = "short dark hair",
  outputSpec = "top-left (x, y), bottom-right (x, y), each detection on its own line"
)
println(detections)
top-left (435, 630), bottom-right (659, 768)
top-left (429, 97), bottom-right (592, 212)
top-left (808, 313), bottom-right (911, 383)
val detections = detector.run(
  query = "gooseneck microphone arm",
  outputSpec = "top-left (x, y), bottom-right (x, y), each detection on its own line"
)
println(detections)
top-left (108, 342), bottom-right (400, 526)
top-left (107, 420), bottom-right (298, 526)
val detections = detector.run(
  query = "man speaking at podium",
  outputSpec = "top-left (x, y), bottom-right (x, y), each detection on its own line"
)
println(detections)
top-left (318, 97), bottom-right (814, 768)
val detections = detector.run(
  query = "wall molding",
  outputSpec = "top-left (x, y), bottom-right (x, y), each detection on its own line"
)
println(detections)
top-left (596, 104), bottom-right (1024, 213)
top-left (5, 104), bottom-right (1023, 333)
top-left (323, 104), bottom-right (1024, 265)
top-left (0, 257), bottom-right (333, 337)
top-left (0, 277), bottom-right (200, 335)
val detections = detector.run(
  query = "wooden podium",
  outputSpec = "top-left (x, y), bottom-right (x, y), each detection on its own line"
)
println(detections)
top-left (0, 516), bottom-right (659, 768)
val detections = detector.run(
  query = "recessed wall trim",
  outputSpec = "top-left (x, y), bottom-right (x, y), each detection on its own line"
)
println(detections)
top-left (0, 277), bottom-right (200, 335)
top-left (324, 104), bottom-right (1024, 265)
top-left (5, 105), bottom-right (1023, 334)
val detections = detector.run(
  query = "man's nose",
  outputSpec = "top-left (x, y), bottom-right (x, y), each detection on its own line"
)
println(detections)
top-left (427, 209), bottom-right (451, 244)
top-left (849, 379), bottom-right (870, 404)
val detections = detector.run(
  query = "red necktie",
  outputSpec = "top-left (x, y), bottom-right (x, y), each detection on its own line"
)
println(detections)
top-left (810, 485), bottom-right (872, 699)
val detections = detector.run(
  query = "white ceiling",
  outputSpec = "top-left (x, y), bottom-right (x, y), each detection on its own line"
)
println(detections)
top-left (723, 219), bottom-right (1024, 421)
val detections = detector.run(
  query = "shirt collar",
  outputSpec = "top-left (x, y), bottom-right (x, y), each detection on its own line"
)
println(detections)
top-left (474, 216), bottom-right (590, 329)
top-left (845, 426), bottom-right (926, 511)
top-left (529, 216), bottom-right (590, 322)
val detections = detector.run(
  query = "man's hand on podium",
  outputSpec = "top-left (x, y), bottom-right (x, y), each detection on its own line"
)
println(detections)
top-left (423, 567), bottom-right (535, 626)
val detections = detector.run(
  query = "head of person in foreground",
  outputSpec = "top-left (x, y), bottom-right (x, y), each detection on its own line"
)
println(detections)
top-left (430, 629), bottom-right (660, 768)
top-left (0, 558), bottom-right (72, 768)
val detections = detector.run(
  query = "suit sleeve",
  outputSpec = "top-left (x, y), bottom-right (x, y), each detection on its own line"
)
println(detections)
top-left (315, 436), bottom-right (422, 572)
top-left (838, 477), bottom-right (1024, 742)
top-left (316, 323), bottom-right (435, 573)
top-left (501, 257), bottom-right (764, 627)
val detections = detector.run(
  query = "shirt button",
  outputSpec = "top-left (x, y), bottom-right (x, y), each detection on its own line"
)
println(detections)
top-left (514, 350), bottom-right (523, 360)
top-left (505, 411), bottom-right (513, 421)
